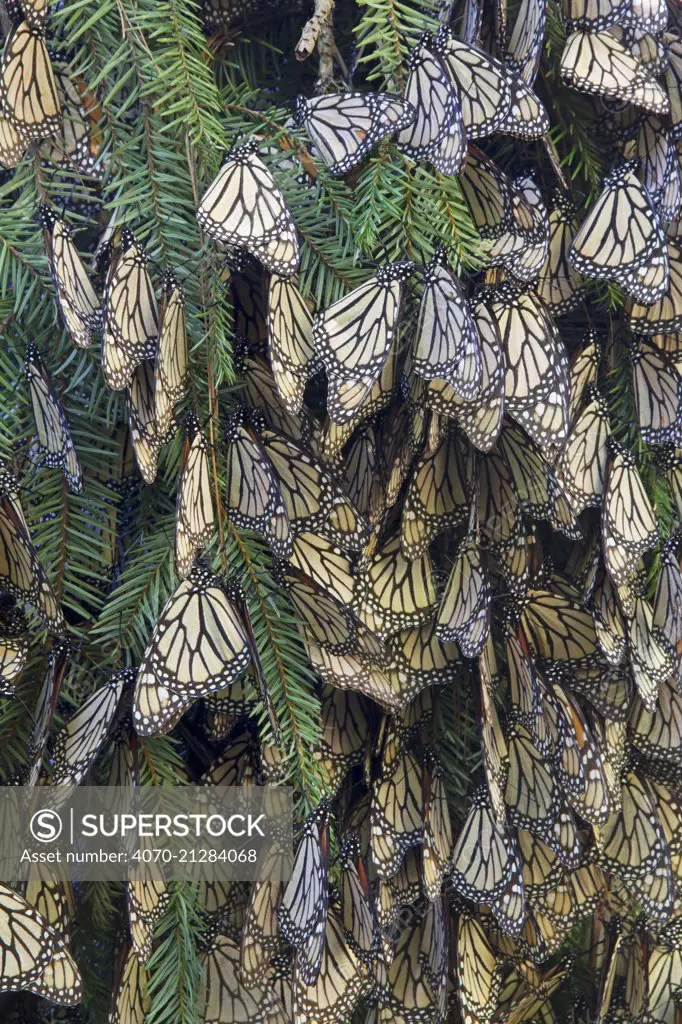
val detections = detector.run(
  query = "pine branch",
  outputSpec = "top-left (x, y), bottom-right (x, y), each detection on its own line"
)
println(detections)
top-left (147, 884), bottom-right (204, 1024)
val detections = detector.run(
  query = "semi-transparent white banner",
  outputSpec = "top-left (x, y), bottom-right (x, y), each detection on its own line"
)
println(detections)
top-left (0, 786), bottom-right (293, 882)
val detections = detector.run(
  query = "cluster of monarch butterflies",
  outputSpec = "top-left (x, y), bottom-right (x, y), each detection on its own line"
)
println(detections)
top-left (4, 0), bottom-right (682, 1021)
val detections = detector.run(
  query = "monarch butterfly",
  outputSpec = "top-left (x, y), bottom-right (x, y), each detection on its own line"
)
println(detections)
top-left (1, 884), bottom-right (81, 1003)
top-left (631, 673), bottom-right (682, 764)
top-left (592, 569), bottom-right (627, 666)
top-left (313, 262), bottom-right (415, 424)
top-left (488, 186), bottom-right (541, 272)
top-left (398, 35), bottom-right (466, 175)
top-left (24, 342), bottom-right (82, 494)
top-left (261, 429), bottom-right (364, 544)
top-left (41, 205), bottom-right (102, 350)
top-left (550, 685), bottom-right (609, 824)
top-left (39, 67), bottom-right (105, 177)
top-left (432, 26), bottom-right (544, 140)
top-left (456, 912), bottom-right (501, 1023)
top-left (133, 562), bottom-right (251, 735)
top-left (431, 28), bottom-right (513, 138)
top-left (266, 274), bottom-right (314, 415)
top-left (375, 846), bottom-right (422, 939)
top-left (289, 531), bottom-right (355, 607)
top-left (224, 409), bottom-right (292, 558)
top-left (506, 0), bottom-right (547, 83)
top-left (505, 722), bottom-right (562, 838)
top-left (370, 748), bottom-right (423, 878)
top-left (497, 422), bottom-right (579, 538)
top-left (384, 899), bottom-right (448, 1021)
top-left (631, 337), bottom-right (682, 446)
top-left (278, 801), bottom-right (329, 983)
top-left (383, 620), bottom-right (460, 696)
top-left (341, 425), bottom-right (378, 520)
top-left (400, 428), bottom-right (470, 559)
top-left (536, 190), bottom-right (587, 316)
top-left (653, 534), bottom-right (682, 652)
top-left (555, 385), bottom-right (610, 513)
top-left (304, 637), bottom-right (400, 712)
top-left (648, 777), bottom-right (682, 856)
top-left (623, 0), bottom-right (668, 33)
top-left (627, 241), bottom-right (682, 335)
top-left (154, 272), bottom-right (188, 438)
top-left (175, 416), bottom-right (215, 578)
top-left (197, 139), bottom-right (300, 277)
top-left (6, 0), bottom-right (50, 31)
top-left (451, 786), bottom-right (520, 903)
top-left (412, 246), bottom-right (482, 397)
top-left (568, 329), bottom-right (601, 424)
top-left (501, 77), bottom-right (550, 139)
top-left (491, 284), bottom-right (569, 455)
top-left (490, 845), bottom-right (527, 938)
top-left (477, 448), bottom-right (523, 556)
top-left (273, 559), bottom-right (384, 662)
top-left (0, 19), bottom-right (61, 142)
top-left (311, 686), bottom-right (366, 790)
top-left (594, 770), bottom-right (667, 881)
top-left (229, 254), bottom-right (268, 352)
top-left (0, 467), bottom-right (65, 634)
top-left (339, 832), bottom-right (379, 962)
top-left (665, 31), bottom-right (682, 135)
top-left (200, 730), bottom-right (256, 786)
top-left (422, 756), bottom-right (454, 900)
top-left (437, 536), bottom-right (490, 657)
top-left (602, 437), bottom-right (658, 590)
top-left (425, 302), bottom-right (504, 454)
top-left (562, 0), bottom-right (629, 31)
top-left (240, 842), bottom-right (286, 986)
top-left (0, 604), bottom-right (28, 697)
top-left (127, 869), bottom-right (171, 963)
top-left (354, 533), bottom-right (437, 637)
top-left (294, 91), bottom-right (415, 177)
top-left (560, 30), bottom-right (670, 113)
top-left (569, 163), bottom-right (669, 304)
top-left (50, 670), bottom-right (129, 786)
top-left (627, 591), bottom-right (675, 711)
top-left (478, 638), bottom-right (508, 826)
top-left (293, 908), bottom-right (374, 1024)
top-left (458, 147), bottom-right (515, 240)
top-left (325, 492), bottom-right (371, 552)
top-left (109, 945), bottom-right (151, 1023)
top-left (318, 339), bottom-right (399, 465)
top-left (242, 354), bottom-right (314, 447)
top-left (202, 931), bottom-right (288, 1024)
top-left (0, 111), bottom-right (26, 167)
top-left (516, 580), bottom-right (600, 668)
top-left (506, 631), bottom-right (547, 749)
top-left (103, 229), bottom-right (159, 391)
top-left (624, 116), bottom-right (681, 225)
top-left (26, 638), bottom-right (70, 787)
top-left (0, 882), bottom-right (72, 995)
top-left (127, 359), bottom-right (160, 485)
top-left (517, 829), bottom-right (565, 897)
top-left (25, 875), bottom-right (75, 949)
top-left (511, 174), bottom-right (551, 282)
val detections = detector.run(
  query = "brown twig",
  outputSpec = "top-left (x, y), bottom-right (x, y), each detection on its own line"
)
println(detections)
top-left (296, 0), bottom-right (335, 62)
top-left (543, 135), bottom-right (570, 192)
